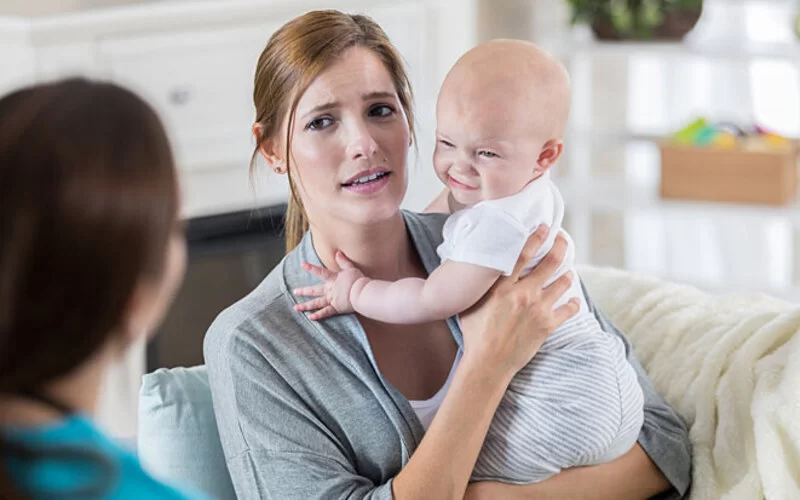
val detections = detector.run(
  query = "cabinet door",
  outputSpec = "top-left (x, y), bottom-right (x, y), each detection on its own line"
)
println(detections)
top-left (98, 23), bottom-right (281, 173)
top-left (0, 43), bottom-right (36, 96)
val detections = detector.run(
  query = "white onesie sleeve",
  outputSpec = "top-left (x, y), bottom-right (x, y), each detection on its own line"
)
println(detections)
top-left (436, 204), bottom-right (530, 276)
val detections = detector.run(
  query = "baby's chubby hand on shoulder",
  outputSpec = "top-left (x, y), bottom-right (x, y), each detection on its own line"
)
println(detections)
top-left (293, 251), bottom-right (366, 320)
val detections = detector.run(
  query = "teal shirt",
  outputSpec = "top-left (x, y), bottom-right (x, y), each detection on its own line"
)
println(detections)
top-left (3, 414), bottom-right (207, 500)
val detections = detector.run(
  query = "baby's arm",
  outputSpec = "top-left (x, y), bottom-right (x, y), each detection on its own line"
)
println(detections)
top-left (350, 260), bottom-right (501, 324)
top-left (295, 254), bottom-right (501, 324)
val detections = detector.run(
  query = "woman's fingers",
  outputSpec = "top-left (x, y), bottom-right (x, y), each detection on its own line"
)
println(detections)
top-left (552, 298), bottom-right (581, 325)
top-left (302, 262), bottom-right (333, 281)
top-left (520, 232), bottom-right (567, 287)
top-left (508, 224), bottom-right (550, 281)
top-left (293, 285), bottom-right (325, 297)
top-left (294, 297), bottom-right (329, 312)
top-left (308, 306), bottom-right (337, 321)
top-left (542, 272), bottom-right (574, 306)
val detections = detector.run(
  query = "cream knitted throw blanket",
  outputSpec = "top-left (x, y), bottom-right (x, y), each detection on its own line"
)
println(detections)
top-left (580, 266), bottom-right (800, 500)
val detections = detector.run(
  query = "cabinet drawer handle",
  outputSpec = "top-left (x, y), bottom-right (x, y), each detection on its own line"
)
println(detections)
top-left (168, 87), bottom-right (192, 106)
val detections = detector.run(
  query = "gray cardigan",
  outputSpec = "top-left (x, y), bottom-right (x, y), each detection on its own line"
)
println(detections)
top-left (204, 210), bottom-right (691, 500)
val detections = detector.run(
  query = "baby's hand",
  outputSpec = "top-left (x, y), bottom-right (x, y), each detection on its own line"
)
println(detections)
top-left (294, 251), bottom-right (366, 321)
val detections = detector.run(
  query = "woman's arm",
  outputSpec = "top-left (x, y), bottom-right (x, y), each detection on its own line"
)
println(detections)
top-left (392, 230), bottom-right (580, 500)
top-left (465, 444), bottom-right (670, 500)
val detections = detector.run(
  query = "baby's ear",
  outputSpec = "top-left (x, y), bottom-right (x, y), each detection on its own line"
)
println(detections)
top-left (534, 139), bottom-right (564, 176)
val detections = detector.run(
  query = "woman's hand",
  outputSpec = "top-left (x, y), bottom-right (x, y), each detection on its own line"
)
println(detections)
top-left (463, 443), bottom-right (671, 500)
top-left (459, 225), bottom-right (580, 379)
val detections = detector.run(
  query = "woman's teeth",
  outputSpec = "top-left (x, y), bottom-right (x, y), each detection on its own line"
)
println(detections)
top-left (346, 172), bottom-right (388, 185)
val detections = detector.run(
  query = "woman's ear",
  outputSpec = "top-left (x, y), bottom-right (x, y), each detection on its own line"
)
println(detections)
top-left (534, 139), bottom-right (564, 177)
top-left (252, 123), bottom-right (286, 174)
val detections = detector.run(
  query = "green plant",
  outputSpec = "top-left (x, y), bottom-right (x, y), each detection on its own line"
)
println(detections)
top-left (566, 0), bottom-right (703, 38)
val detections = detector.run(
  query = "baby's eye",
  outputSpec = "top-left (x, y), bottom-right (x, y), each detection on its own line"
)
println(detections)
top-left (439, 139), bottom-right (455, 148)
top-left (369, 104), bottom-right (395, 118)
top-left (478, 150), bottom-right (499, 158)
top-left (306, 116), bottom-right (334, 131)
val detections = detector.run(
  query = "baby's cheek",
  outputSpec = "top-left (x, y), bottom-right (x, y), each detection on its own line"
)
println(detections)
top-left (432, 150), bottom-right (448, 175)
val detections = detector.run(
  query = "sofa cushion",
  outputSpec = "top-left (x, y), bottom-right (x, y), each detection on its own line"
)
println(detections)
top-left (138, 365), bottom-right (235, 500)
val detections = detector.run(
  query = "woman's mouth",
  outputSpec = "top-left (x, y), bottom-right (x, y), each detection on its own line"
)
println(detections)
top-left (341, 169), bottom-right (391, 194)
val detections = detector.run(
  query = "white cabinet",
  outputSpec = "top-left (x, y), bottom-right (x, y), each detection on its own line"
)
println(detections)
top-left (1, 0), bottom-right (475, 218)
top-left (37, 41), bottom-right (98, 80)
top-left (0, 23), bottom-right (36, 90)
top-left (99, 24), bottom-right (280, 174)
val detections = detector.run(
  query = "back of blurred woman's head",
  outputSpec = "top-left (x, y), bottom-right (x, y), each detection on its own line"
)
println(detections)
top-left (0, 78), bottom-right (180, 498)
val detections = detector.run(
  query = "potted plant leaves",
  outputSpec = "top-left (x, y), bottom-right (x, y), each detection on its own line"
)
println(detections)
top-left (566, 0), bottom-right (703, 41)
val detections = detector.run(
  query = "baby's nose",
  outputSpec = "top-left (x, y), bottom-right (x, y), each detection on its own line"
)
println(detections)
top-left (452, 158), bottom-right (476, 175)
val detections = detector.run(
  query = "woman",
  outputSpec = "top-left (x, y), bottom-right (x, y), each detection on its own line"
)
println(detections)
top-left (204, 10), bottom-right (692, 499)
top-left (0, 79), bottom-right (204, 499)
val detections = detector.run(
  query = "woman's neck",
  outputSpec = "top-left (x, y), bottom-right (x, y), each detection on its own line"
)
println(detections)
top-left (0, 344), bottom-right (113, 426)
top-left (309, 212), bottom-right (423, 281)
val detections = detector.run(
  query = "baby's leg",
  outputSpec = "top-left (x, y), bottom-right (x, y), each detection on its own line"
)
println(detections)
top-left (471, 314), bottom-right (644, 484)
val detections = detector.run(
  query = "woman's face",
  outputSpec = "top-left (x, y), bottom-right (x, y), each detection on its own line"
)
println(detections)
top-left (282, 46), bottom-right (411, 229)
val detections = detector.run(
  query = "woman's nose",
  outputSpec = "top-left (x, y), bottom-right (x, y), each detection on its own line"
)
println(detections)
top-left (346, 120), bottom-right (379, 160)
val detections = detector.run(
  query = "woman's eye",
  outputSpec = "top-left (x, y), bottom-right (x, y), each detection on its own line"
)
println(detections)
top-left (306, 116), bottom-right (334, 131)
top-left (369, 104), bottom-right (395, 118)
top-left (478, 150), bottom-right (499, 158)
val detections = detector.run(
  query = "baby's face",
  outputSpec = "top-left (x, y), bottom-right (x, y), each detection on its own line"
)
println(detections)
top-left (433, 84), bottom-right (546, 206)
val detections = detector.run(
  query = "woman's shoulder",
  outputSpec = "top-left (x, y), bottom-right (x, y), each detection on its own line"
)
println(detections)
top-left (402, 209), bottom-right (448, 246)
top-left (203, 257), bottom-right (294, 361)
top-left (403, 209), bottom-right (448, 232)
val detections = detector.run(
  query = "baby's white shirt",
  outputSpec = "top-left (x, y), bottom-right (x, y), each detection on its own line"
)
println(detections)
top-left (436, 172), bottom-right (587, 312)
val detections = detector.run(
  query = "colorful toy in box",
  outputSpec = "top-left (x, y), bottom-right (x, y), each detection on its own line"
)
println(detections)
top-left (670, 118), bottom-right (793, 151)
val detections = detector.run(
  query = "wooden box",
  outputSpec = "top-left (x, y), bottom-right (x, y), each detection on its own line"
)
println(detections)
top-left (659, 143), bottom-right (800, 205)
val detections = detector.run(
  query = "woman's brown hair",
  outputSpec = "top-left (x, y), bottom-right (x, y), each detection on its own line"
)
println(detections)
top-left (0, 78), bottom-right (179, 498)
top-left (251, 10), bottom-right (416, 252)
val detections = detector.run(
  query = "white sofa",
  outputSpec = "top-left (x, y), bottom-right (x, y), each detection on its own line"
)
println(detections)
top-left (139, 266), bottom-right (800, 500)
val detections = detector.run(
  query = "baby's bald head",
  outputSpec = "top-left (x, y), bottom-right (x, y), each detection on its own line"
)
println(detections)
top-left (439, 39), bottom-right (571, 140)
top-left (433, 41), bottom-right (572, 203)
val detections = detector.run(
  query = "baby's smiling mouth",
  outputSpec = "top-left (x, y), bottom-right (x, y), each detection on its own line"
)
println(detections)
top-left (448, 175), bottom-right (478, 190)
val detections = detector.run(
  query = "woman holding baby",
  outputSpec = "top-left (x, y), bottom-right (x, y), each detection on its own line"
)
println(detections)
top-left (204, 10), bottom-right (691, 499)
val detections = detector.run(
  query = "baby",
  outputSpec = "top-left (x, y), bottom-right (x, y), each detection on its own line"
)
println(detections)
top-left (295, 40), bottom-right (644, 484)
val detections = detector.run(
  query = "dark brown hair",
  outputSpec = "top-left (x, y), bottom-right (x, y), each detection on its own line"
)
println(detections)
top-left (251, 10), bottom-right (416, 252)
top-left (0, 78), bottom-right (179, 498)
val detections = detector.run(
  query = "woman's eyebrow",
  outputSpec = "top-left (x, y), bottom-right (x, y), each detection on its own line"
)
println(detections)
top-left (300, 91), bottom-right (394, 118)
top-left (361, 91), bottom-right (395, 100)
top-left (302, 101), bottom-right (338, 118)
